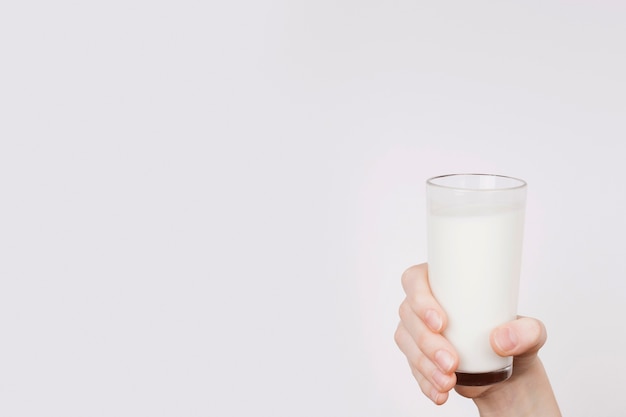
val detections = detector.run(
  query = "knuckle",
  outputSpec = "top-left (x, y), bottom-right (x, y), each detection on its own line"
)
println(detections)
top-left (414, 331), bottom-right (429, 353)
top-left (415, 329), bottom-right (442, 357)
top-left (393, 323), bottom-right (404, 347)
top-left (531, 318), bottom-right (548, 346)
top-left (416, 352), bottom-right (430, 372)
top-left (411, 364), bottom-right (425, 384)
top-left (401, 264), bottom-right (424, 290)
top-left (521, 317), bottom-right (544, 340)
top-left (400, 267), bottom-right (412, 288)
top-left (398, 299), bottom-right (412, 321)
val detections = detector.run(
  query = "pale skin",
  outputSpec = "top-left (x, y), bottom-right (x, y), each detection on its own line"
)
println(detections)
top-left (395, 263), bottom-right (562, 416)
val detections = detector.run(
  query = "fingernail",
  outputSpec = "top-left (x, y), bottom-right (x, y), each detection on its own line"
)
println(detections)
top-left (434, 349), bottom-right (455, 373)
top-left (494, 327), bottom-right (518, 353)
top-left (425, 309), bottom-right (443, 332)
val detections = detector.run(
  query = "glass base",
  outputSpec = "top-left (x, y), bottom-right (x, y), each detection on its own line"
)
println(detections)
top-left (455, 365), bottom-right (512, 386)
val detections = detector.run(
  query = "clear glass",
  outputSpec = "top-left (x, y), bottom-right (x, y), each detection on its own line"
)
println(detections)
top-left (426, 174), bottom-right (527, 386)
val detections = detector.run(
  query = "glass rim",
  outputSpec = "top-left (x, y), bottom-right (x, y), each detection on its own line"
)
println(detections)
top-left (426, 173), bottom-right (527, 192)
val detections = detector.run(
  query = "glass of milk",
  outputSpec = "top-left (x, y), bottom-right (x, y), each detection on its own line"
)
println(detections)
top-left (426, 174), bottom-right (527, 386)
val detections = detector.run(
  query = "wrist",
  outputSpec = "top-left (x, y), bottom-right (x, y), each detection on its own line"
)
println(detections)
top-left (472, 359), bottom-right (561, 417)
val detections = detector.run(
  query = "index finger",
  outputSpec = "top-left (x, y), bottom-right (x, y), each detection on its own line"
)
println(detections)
top-left (401, 263), bottom-right (447, 333)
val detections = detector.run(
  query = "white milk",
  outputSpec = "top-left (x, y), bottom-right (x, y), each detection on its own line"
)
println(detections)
top-left (428, 205), bottom-right (525, 373)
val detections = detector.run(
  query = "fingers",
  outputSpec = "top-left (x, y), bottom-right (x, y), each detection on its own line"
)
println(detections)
top-left (398, 299), bottom-right (458, 374)
top-left (491, 316), bottom-right (547, 358)
top-left (398, 263), bottom-right (549, 406)
top-left (396, 263), bottom-right (458, 405)
top-left (395, 322), bottom-right (455, 405)
top-left (401, 264), bottom-right (447, 333)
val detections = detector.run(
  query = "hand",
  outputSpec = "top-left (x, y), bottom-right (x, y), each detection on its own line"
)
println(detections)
top-left (394, 264), bottom-right (561, 416)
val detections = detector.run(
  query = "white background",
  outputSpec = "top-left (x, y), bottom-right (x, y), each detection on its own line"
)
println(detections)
top-left (1, 1), bottom-right (625, 416)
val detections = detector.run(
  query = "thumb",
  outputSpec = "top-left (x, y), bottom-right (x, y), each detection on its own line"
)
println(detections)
top-left (490, 317), bottom-right (548, 358)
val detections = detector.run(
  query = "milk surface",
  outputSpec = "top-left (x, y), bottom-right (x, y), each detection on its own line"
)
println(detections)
top-left (428, 204), bottom-right (525, 373)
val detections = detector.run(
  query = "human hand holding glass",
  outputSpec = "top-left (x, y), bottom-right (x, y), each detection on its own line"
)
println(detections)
top-left (395, 264), bottom-right (561, 416)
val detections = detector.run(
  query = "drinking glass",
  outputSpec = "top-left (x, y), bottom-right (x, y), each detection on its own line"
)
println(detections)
top-left (426, 174), bottom-right (527, 386)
